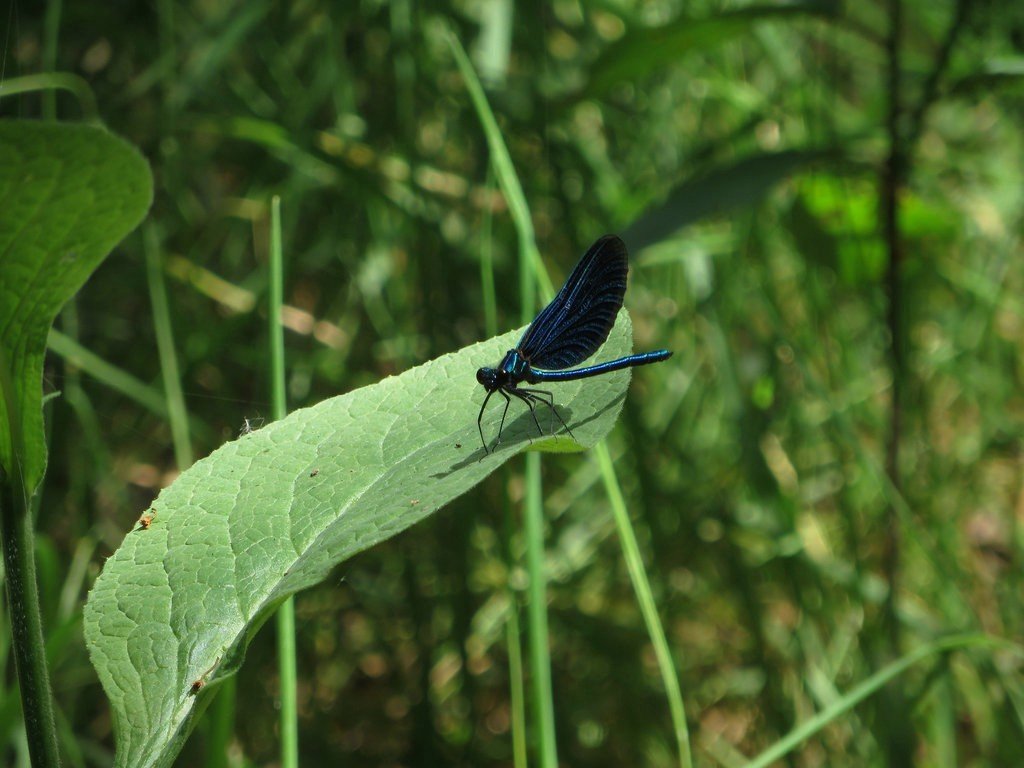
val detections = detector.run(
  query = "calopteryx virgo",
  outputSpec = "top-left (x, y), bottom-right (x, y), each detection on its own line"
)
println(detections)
top-left (476, 234), bottom-right (671, 453)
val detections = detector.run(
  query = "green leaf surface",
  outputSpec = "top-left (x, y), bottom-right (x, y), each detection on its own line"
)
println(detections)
top-left (83, 312), bottom-right (636, 768)
top-left (581, 2), bottom-right (836, 98)
top-left (623, 149), bottom-right (834, 249)
top-left (0, 120), bottom-right (152, 490)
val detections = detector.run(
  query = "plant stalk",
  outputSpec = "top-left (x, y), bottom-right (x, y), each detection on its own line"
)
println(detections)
top-left (524, 451), bottom-right (557, 768)
top-left (881, 0), bottom-right (914, 764)
top-left (596, 444), bottom-right (691, 768)
top-left (0, 350), bottom-right (61, 767)
top-left (269, 196), bottom-right (299, 768)
top-left (0, 476), bottom-right (62, 768)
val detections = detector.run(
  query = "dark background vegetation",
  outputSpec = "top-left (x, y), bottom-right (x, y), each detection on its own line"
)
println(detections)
top-left (3, 0), bottom-right (1024, 765)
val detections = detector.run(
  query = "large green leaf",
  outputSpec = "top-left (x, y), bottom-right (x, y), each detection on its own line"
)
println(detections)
top-left (83, 311), bottom-right (637, 768)
top-left (623, 149), bottom-right (834, 249)
top-left (0, 121), bottom-right (152, 490)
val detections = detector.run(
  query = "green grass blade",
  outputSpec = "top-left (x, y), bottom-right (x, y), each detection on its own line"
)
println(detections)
top-left (744, 634), bottom-right (1016, 768)
top-left (47, 330), bottom-right (168, 418)
top-left (480, 168), bottom-right (498, 338)
top-left (269, 200), bottom-right (287, 424)
top-left (42, 0), bottom-right (63, 120)
top-left (503, 502), bottom-right (529, 768)
top-left (524, 451), bottom-right (557, 768)
top-left (445, 26), bottom-right (553, 303)
top-left (0, 74), bottom-right (99, 121)
top-left (144, 225), bottom-right (193, 469)
top-left (47, 330), bottom-right (213, 444)
top-left (596, 443), bottom-right (692, 768)
top-left (269, 196), bottom-right (299, 768)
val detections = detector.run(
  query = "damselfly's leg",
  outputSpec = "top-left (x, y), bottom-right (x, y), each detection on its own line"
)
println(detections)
top-left (519, 388), bottom-right (576, 441)
top-left (477, 388), bottom-right (498, 454)
top-left (479, 388), bottom-right (515, 455)
top-left (494, 388), bottom-right (513, 448)
top-left (511, 388), bottom-right (544, 437)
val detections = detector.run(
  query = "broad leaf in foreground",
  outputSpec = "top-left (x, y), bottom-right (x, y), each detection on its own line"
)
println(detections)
top-left (84, 311), bottom-right (638, 768)
top-left (0, 121), bottom-right (152, 490)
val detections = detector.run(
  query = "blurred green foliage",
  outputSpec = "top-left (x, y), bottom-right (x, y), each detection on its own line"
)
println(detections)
top-left (2, 0), bottom-right (1024, 766)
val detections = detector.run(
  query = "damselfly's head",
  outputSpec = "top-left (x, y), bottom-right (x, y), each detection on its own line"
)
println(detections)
top-left (476, 367), bottom-right (500, 391)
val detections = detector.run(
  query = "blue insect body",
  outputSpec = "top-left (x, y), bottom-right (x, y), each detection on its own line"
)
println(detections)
top-left (476, 234), bottom-right (672, 453)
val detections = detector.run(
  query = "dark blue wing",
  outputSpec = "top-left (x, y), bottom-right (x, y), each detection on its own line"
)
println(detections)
top-left (517, 235), bottom-right (628, 370)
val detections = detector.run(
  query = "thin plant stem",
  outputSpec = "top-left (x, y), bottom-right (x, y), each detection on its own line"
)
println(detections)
top-left (480, 167), bottom-right (498, 338)
top-left (503, 503), bottom-right (529, 768)
top-left (0, 73), bottom-right (98, 122)
top-left (47, 329), bottom-right (214, 444)
top-left (596, 443), bottom-right (691, 768)
top-left (47, 329), bottom-right (171, 419)
top-left (880, 4), bottom-right (918, 765)
top-left (0, 350), bottom-right (61, 768)
top-left (206, 687), bottom-right (235, 768)
top-left (270, 199), bottom-right (287, 421)
top-left (445, 27), bottom-right (553, 300)
top-left (269, 196), bottom-right (299, 768)
top-left (42, 0), bottom-right (62, 119)
top-left (882, 0), bottom-right (905, 656)
top-left (144, 224), bottom-right (193, 468)
top-left (524, 451), bottom-right (557, 768)
top-left (0, 485), bottom-right (61, 768)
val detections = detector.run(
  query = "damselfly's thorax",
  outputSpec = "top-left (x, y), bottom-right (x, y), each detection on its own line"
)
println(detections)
top-left (499, 349), bottom-right (532, 382)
